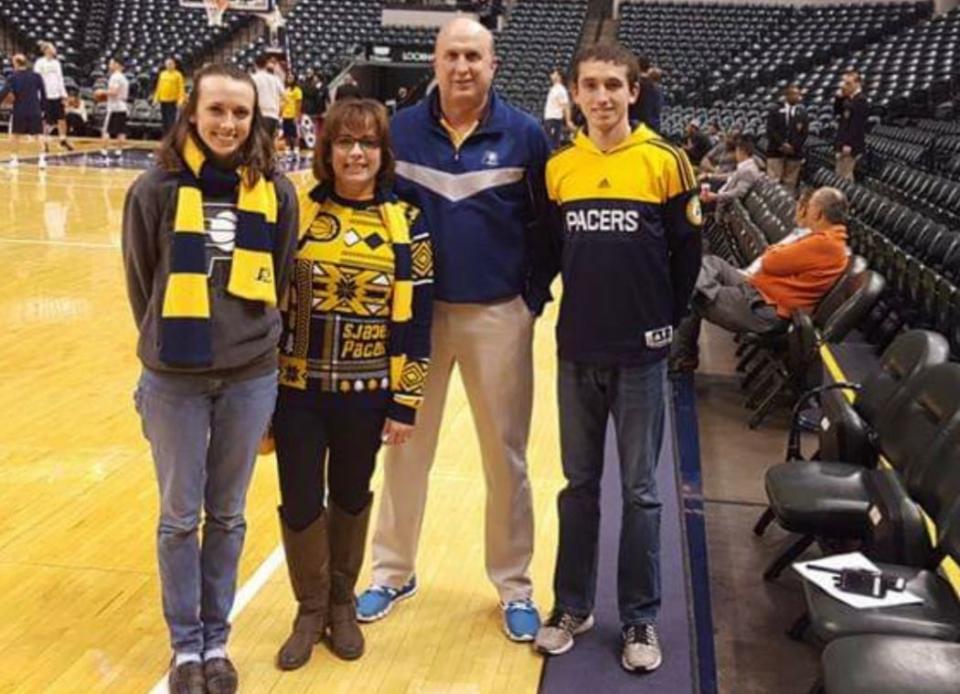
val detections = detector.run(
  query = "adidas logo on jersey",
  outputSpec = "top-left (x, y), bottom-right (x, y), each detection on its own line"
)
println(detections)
top-left (598, 178), bottom-right (611, 189)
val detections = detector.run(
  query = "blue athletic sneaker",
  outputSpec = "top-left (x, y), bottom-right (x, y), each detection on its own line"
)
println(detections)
top-left (501, 598), bottom-right (541, 642)
top-left (355, 575), bottom-right (417, 623)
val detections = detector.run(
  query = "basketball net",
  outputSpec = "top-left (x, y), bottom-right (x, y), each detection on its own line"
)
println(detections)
top-left (204, 0), bottom-right (229, 27)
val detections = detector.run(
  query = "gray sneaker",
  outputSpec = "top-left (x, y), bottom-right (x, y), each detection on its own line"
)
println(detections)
top-left (534, 611), bottom-right (595, 655)
top-left (622, 623), bottom-right (662, 672)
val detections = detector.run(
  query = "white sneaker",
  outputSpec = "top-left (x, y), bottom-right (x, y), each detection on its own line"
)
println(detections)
top-left (7, 157), bottom-right (18, 168)
top-left (38, 155), bottom-right (47, 168)
top-left (534, 611), bottom-right (595, 655)
top-left (621, 623), bottom-right (662, 673)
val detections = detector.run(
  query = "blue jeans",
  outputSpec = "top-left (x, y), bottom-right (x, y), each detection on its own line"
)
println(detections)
top-left (554, 359), bottom-right (665, 626)
top-left (135, 368), bottom-right (277, 654)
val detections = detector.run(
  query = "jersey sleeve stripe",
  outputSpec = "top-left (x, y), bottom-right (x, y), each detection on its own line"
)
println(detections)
top-left (647, 140), bottom-right (696, 191)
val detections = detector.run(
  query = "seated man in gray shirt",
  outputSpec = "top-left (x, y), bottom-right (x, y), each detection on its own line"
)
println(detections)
top-left (700, 137), bottom-right (762, 209)
top-left (698, 128), bottom-right (741, 181)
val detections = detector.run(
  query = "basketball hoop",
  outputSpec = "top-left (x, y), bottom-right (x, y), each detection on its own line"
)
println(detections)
top-left (204, 0), bottom-right (229, 27)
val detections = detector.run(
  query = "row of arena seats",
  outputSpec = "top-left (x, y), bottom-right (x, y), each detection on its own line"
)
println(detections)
top-left (862, 121), bottom-right (960, 174)
top-left (913, 115), bottom-right (960, 135)
top-left (808, 166), bottom-right (960, 357)
top-left (494, 0), bottom-right (586, 116)
top-left (232, 0), bottom-right (438, 81)
top-left (97, 0), bottom-right (249, 79)
top-left (704, 176), bottom-right (884, 428)
top-left (0, 0), bottom-right (247, 81)
top-left (702, 3), bottom-right (925, 108)
top-left (756, 328), bottom-right (960, 692)
top-left (868, 159), bottom-right (960, 228)
top-left (698, 144), bottom-right (960, 691)
top-left (1, 0), bottom-right (588, 125)
top-left (0, 0), bottom-right (444, 95)
top-left (0, 0), bottom-right (85, 76)
top-left (758, 329), bottom-right (960, 692)
top-left (741, 3), bottom-right (958, 121)
top-left (618, 0), bottom-right (790, 106)
top-left (620, 1), bottom-right (929, 108)
top-left (661, 2), bottom-right (960, 145)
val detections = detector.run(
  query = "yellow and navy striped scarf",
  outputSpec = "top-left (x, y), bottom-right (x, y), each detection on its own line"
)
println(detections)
top-left (159, 137), bottom-right (278, 367)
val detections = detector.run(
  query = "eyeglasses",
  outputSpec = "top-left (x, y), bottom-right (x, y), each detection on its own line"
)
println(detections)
top-left (332, 136), bottom-right (381, 152)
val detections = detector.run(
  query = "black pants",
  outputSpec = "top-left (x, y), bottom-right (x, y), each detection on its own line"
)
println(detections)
top-left (273, 392), bottom-right (385, 530)
top-left (160, 102), bottom-right (178, 135)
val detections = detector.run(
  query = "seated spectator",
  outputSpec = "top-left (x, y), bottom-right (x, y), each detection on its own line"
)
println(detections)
top-left (705, 120), bottom-right (721, 147)
top-left (683, 119), bottom-right (713, 166)
top-left (700, 137), bottom-right (762, 208)
top-left (743, 187), bottom-right (814, 275)
top-left (698, 128), bottom-right (741, 180)
top-left (65, 91), bottom-right (88, 136)
top-left (670, 187), bottom-right (851, 371)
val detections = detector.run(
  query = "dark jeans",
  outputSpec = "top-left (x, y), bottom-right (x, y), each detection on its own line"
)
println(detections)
top-left (544, 118), bottom-right (564, 150)
top-left (160, 102), bottom-right (178, 135)
top-left (273, 391), bottom-right (385, 529)
top-left (554, 359), bottom-right (666, 625)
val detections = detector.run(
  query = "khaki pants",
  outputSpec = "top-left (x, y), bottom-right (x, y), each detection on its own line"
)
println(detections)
top-left (767, 157), bottom-right (803, 195)
top-left (371, 297), bottom-right (535, 601)
top-left (836, 151), bottom-right (859, 180)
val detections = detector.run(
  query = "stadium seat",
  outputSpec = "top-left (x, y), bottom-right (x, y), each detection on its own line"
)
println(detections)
top-left (762, 362), bottom-right (960, 579)
top-left (821, 634), bottom-right (960, 694)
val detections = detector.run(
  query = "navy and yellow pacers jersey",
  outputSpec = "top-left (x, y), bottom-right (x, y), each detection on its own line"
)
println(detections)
top-left (546, 124), bottom-right (703, 365)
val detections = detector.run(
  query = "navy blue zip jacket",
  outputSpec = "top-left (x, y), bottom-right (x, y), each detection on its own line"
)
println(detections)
top-left (390, 89), bottom-right (555, 313)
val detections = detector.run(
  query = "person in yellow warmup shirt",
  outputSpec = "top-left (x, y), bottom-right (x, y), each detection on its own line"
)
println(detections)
top-left (281, 73), bottom-right (303, 155)
top-left (153, 56), bottom-right (186, 135)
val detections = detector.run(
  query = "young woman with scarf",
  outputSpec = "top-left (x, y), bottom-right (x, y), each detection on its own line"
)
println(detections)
top-left (122, 63), bottom-right (298, 694)
top-left (272, 98), bottom-right (433, 671)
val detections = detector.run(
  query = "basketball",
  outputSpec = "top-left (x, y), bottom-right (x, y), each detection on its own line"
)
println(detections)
top-left (93, 88), bottom-right (108, 102)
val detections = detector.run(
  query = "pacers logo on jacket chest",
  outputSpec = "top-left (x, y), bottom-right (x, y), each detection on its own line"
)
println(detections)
top-left (565, 207), bottom-right (640, 233)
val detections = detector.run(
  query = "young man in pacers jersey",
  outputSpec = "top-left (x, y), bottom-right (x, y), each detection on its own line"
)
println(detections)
top-left (534, 42), bottom-right (702, 673)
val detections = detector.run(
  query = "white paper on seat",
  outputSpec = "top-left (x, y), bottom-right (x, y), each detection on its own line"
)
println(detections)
top-left (793, 552), bottom-right (924, 609)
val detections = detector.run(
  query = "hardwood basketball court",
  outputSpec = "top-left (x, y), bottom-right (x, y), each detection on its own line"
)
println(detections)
top-left (0, 138), bottom-right (567, 692)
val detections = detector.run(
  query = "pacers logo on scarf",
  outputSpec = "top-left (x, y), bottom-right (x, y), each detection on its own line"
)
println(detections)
top-left (160, 137), bottom-right (278, 367)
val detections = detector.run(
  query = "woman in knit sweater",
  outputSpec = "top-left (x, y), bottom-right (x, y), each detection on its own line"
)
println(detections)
top-left (122, 63), bottom-right (299, 694)
top-left (273, 98), bottom-right (433, 670)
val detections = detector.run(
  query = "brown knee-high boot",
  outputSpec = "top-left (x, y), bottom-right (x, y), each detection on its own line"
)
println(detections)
top-left (328, 497), bottom-right (372, 660)
top-left (276, 510), bottom-right (330, 670)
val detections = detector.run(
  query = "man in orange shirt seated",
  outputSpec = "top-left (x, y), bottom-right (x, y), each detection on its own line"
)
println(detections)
top-left (671, 187), bottom-right (850, 371)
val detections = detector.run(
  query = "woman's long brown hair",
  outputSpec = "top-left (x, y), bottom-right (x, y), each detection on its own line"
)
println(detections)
top-left (313, 98), bottom-right (395, 193)
top-left (155, 63), bottom-right (275, 186)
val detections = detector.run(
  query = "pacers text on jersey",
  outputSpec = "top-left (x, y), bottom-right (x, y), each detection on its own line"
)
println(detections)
top-left (565, 207), bottom-right (641, 233)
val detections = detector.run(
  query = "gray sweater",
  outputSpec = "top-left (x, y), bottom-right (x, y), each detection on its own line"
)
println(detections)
top-left (122, 165), bottom-right (299, 380)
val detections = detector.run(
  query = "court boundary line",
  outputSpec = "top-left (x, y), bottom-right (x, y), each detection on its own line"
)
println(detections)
top-left (0, 237), bottom-right (118, 249)
top-left (146, 543), bottom-right (285, 694)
